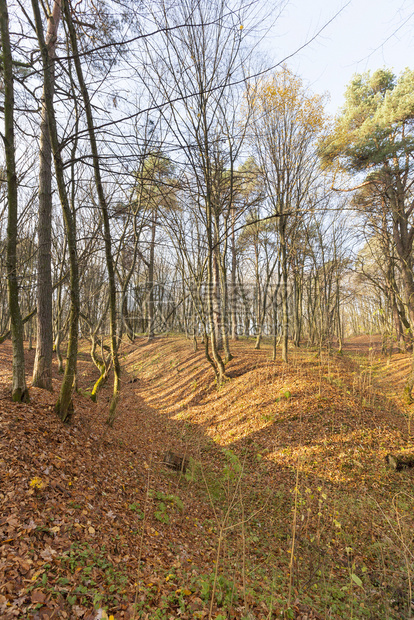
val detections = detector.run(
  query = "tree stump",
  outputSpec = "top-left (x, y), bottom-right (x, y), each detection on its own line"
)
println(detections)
top-left (163, 451), bottom-right (189, 473)
top-left (385, 453), bottom-right (414, 471)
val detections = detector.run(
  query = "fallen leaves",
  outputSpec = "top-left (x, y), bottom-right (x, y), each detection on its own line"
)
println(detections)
top-left (0, 336), bottom-right (413, 619)
top-left (40, 546), bottom-right (57, 561)
top-left (31, 589), bottom-right (46, 604)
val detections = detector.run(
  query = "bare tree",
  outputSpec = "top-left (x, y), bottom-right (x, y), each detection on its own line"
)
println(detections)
top-left (249, 67), bottom-right (326, 362)
top-left (139, 0), bottom-right (263, 382)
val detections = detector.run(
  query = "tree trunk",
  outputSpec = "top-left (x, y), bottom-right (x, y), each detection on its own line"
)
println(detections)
top-left (280, 220), bottom-right (289, 363)
top-left (206, 200), bottom-right (226, 384)
top-left (32, 0), bottom-right (79, 421)
top-left (0, 0), bottom-right (29, 402)
top-left (254, 240), bottom-right (262, 349)
top-left (272, 292), bottom-right (278, 361)
top-left (272, 264), bottom-right (281, 361)
top-left (217, 245), bottom-right (232, 363)
top-left (212, 244), bottom-right (223, 351)
top-left (62, 0), bottom-right (121, 425)
top-left (147, 211), bottom-right (157, 341)
top-left (336, 277), bottom-right (343, 354)
top-left (392, 302), bottom-right (404, 351)
top-left (33, 0), bottom-right (61, 391)
top-left (292, 272), bottom-right (302, 348)
top-left (393, 231), bottom-right (414, 398)
top-left (230, 206), bottom-right (238, 340)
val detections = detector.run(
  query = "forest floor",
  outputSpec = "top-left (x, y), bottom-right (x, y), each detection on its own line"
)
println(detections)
top-left (0, 334), bottom-right (414, 620)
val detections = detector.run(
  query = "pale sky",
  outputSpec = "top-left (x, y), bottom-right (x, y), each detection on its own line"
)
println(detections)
top-left (265, 0), bottom-right (414, 115)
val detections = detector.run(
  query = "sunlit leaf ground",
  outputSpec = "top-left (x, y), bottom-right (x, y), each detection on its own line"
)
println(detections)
top-left (0, 335), bottom-right (413, 619)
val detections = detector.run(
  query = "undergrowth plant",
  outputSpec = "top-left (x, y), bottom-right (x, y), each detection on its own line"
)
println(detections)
top-left (28, 542), bottom-right (129, 613)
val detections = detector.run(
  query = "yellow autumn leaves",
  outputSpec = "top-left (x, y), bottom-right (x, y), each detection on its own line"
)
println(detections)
top-left (29, 476), bottom-right (44, 490)
top-left (248, 66), bottom-right (326, 134)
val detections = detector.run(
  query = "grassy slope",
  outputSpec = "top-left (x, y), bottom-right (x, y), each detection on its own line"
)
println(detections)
top-left (0, 335), bottom-right (413, 620)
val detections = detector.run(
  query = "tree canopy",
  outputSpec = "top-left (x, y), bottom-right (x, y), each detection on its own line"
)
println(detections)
top-left (321, 68), bottom-right (414, 171)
